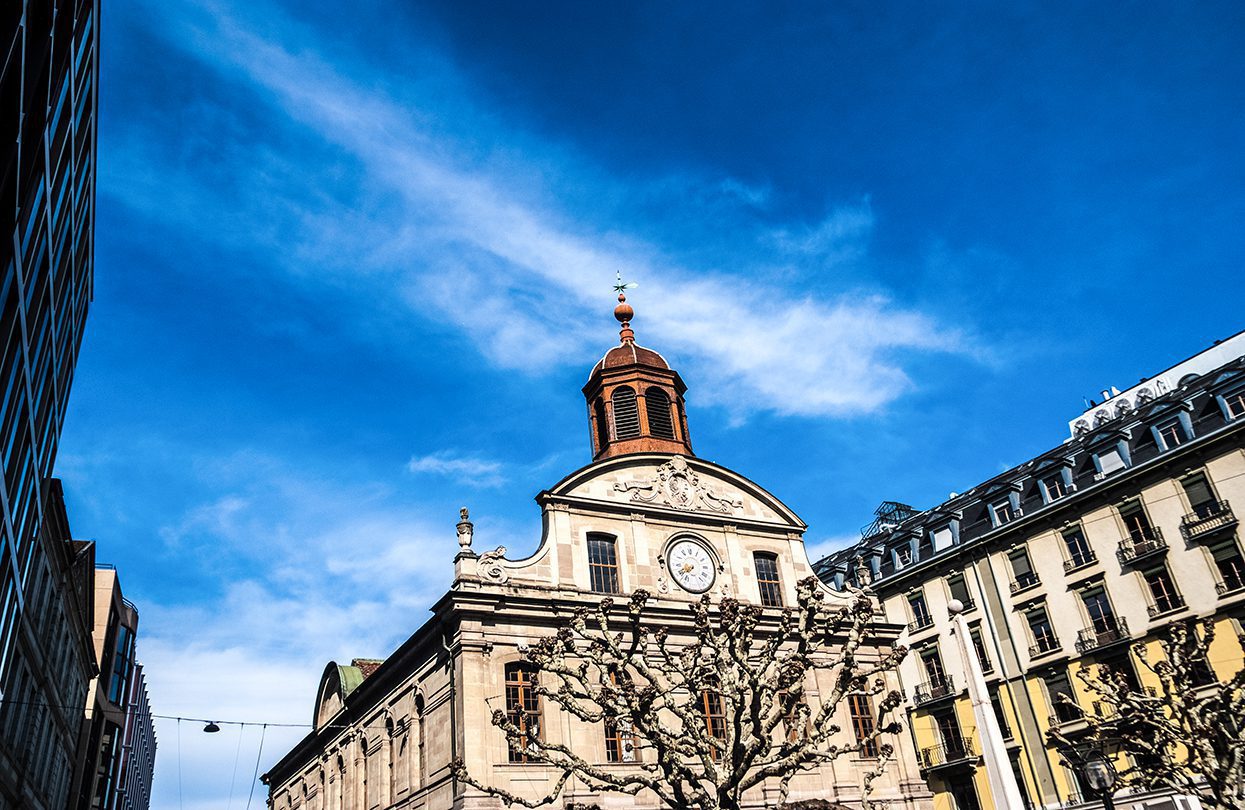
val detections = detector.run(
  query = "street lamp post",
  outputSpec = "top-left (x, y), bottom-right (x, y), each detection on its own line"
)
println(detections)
top-left (1081, 750), bottom-right (1117, 810)
top-left (947, 599), bottom-right (1027, 809)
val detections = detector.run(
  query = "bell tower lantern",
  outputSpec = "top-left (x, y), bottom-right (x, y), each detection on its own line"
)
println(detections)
top-left (582, 286), bottom-right (694, 460)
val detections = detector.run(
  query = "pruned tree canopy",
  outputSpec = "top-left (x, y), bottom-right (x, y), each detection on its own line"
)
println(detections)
top-left (454, 576), bottom-right (907, 810)
top-left (1048, 618), bottom-right (1245, 810)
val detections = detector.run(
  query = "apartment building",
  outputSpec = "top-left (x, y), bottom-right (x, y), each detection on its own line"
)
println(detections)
top-left (816, 331), bottom-right (1245, 809)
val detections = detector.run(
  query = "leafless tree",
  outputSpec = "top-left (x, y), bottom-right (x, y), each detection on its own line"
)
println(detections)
top-left (453, 577), bottom-right (907, 810)
top-left (1048, 618), bottom-right (1245, 809)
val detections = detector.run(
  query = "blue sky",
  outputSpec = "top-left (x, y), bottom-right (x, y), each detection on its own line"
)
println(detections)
top-left (58, 1), bottom-right (1244, 805)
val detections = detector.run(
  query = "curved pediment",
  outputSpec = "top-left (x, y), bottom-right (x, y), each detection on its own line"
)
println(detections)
top-left (541, 453), bottom-right (806, 531)
top-left (313, 661), bottom-right (365, 730)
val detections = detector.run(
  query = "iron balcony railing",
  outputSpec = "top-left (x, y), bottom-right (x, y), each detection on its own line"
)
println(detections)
top-left (1074, 617), bottom-right (1130, 654)
top-left (913, 676), bottom-right (956, 706)
top-left (1181, 500), bottom-right (1237, 541)
top-left (1116, 527), bottom-right (1167, 566)
top-left (1029, 634), bottom-right (1061, 658)
top-left (1147, 594), bottom-right (1186, 618)
top-left (1010, 571), bottom-right (1041, 594)
top-left (919, 737), bottom-right (976, 770)
top-left (908, 614), bottom-right (934, 633)
top-left (1063, 549), bottom-right (1098, 573)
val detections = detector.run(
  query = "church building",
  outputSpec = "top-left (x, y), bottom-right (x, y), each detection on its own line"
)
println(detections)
top-left (262, 295), bottom-right (935, 810)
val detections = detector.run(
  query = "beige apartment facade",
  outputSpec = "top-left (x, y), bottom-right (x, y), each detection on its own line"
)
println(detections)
top-left (263, 304), bottom-right (936, 810)
top-left (817, 330), bottom-right (1245, 810)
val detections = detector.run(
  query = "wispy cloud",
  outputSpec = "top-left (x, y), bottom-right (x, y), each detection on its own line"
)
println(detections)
top-left (407, 452), bottom-right (505, 487)
top-left (112, 0), bottom-right (980, 420)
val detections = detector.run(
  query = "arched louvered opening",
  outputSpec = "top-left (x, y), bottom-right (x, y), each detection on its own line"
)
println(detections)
top-left (593, 397), bottom-right (610, 452)
top-left (612, 386), bottom-right (640, 439)
top-left (645, 387), bottom-right (675, 440)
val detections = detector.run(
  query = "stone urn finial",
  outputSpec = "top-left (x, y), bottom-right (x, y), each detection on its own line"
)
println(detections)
top-left (457, 507), bottom-right (474, 549)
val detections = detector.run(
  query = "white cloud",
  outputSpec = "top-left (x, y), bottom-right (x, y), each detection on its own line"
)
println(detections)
top-left (803, 534), bottom-right (862, 564)
top-left (406, 452), bottom-right (505, 487)
top-left (117, 0), bottom-right (979, 420)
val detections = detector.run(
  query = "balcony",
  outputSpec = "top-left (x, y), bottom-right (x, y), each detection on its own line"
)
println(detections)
top-left (1074, 617), bottom-right (1130, 654)
top-left (1147, 595), bottom-right (1186, 618)
top-left (913, 676), bottom-right (957, 706)
top-left (1181, 500), bottom-right (1237, 541)
top-left (1010, 571), bottom-right (1041, 595)
top-left (908, 614), bottom-right (935, 634)
top-left (1063, 550), bottom-right (1098, 574)
top-left (1029, 635), bottom-right (1061, 659)
top-left (1116, 527), bottom-right (1167, 566)
top-left (919, 737), bottom-right (976, 771)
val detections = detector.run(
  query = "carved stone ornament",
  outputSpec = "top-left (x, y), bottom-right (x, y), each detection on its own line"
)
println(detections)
top-left (613, 455), bottom-right (743, 514)
top-left (478, 546), bottom-right (509, 583)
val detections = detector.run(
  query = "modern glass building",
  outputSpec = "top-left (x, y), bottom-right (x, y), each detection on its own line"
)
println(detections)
top-left (0, 0), bottom-right (99, 684)
top-left (0, 2), bottom-right (100, 807)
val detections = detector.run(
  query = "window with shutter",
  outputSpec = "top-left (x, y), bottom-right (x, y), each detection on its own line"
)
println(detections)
top-left (644, 387), bottom-right (675, 439)
top-left (611, 387), bottom-right (640, 439)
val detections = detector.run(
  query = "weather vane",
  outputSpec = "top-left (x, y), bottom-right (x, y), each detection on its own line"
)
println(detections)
top-left (612, 270), bottom-right (637, 295)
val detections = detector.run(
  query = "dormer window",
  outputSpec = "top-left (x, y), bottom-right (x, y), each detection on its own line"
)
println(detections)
top-left (990, 498), bottom-right (1016, 527)
top-left (1040, 473), bottom-right (1068, 503)
top-left (611, 387), bottom-right (640, 439)
top-left (1153, 417), bottom-right (1190, 451)
top-left (645, 387), bottom-right (675, 440)
top-left (1092, 443), bottom-right (1129, 480)
top-left (1222, 388), bottom-right (1245, 420)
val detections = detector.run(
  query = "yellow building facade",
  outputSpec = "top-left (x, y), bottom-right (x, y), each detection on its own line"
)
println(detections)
top-left (817, 331), bottom-right (1245, 809)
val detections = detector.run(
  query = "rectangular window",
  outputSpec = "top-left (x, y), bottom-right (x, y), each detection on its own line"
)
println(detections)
top-left (989, 685), bottom-right (1012, 738)
top-left (1062, 526), bottom-right (1095, 568)
top-left (1042, 474), bottom-right (1067, 502)
top-left (1119, 500), bottom-right (1155, 544)
top-left (1144, 566), bottom-right (1183, 615)
top-left (1044, 669), bottom-right (1080, 724)
top-left (1080, 586), bottom-right (1116, 633)
top-left (969, 624), bottom-right (993, 674)
top-left (1096, 446), bottom-right (1127, 477)
top-left (1009, 548), bottom-right (1039, 590)
top-left (920, 646), bottom-right (947, 685)
top-left (1212, 540), bottom-right (1245, 594)
top-left (505, 664), bottom-right (542, 763)
top-left (108, 625), bottom-right (133, 705)
top-left (1181, 473), bottom-right (1217, 517)
top-left (931, 524), bottom-right (956, 552)
top-left (700, 688), bottom-right (727, 759)
top-left (991, 499), bottom-right (1015, 526)
top-left (848, 694), bottom-right (878, 758)
top-left (947, 573), bottom-right (972, 609)
top-left (1157, 420), bottom-right (1185, 450)
top-left (1226, 390), bottom-right (1245, 419)
top-left (754, 553), bottom-right (782, 607)
top-left (587, 534), bottom-right (620, 594)
top-left (908, 591), bottom-right (932, 629)
top-left (934, 710), bottom-right (964, 751)
top-left (1027, 608), bottom-right (1058, 654)
top-left (604, 675), bottom-right (636, 762)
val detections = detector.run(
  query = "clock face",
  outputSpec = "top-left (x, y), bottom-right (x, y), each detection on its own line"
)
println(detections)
top-left (667, 540), bottom-right (716, 594)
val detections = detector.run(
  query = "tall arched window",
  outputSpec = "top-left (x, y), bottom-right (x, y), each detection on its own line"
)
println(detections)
top-left (645, 387), bottom-right (675, 439)
top-left (505, 663), bottom-right (542, 762)
top-left (414, 693), bottom-right (426, 789)
top-left (611, 387), bottom-right (640, 439)
top-left (593, 397), bottom-right (609, 451)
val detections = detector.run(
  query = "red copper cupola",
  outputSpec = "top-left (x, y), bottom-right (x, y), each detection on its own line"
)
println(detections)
top-left (582, 288), bottom-right (693, 460)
